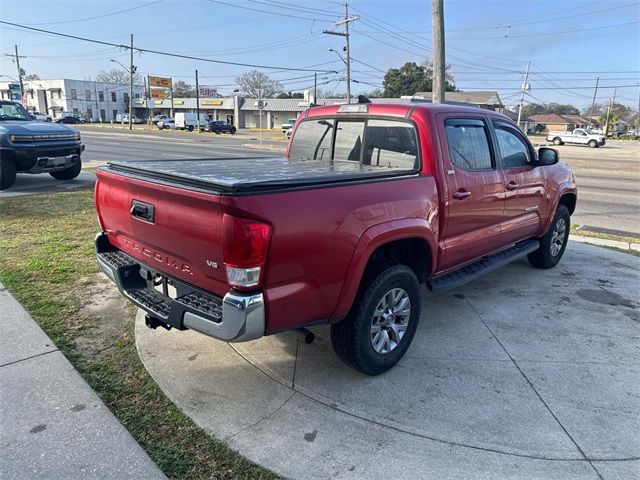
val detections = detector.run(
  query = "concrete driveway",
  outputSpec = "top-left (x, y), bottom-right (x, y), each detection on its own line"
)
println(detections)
top-left (135, 242), bottom-right (639, 479)
top-left (0, 171), bottom-right (95, 198)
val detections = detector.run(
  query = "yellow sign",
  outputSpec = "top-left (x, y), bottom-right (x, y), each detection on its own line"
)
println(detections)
top-left (148, 76), bottom-right (172, 88)
top-left (150, 89), bottom-right (166, 99)
top-left (173, 100), bottom-right (184, 105)
top-left (201, 100), bottom-right (223, 106)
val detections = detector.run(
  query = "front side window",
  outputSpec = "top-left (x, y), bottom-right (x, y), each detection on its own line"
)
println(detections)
top-left (444, 118), bottom-right (492, 170)
top-left (493, 121), bottom-right (531, 168)
top-left (288, 119), bottom-right (334, 160)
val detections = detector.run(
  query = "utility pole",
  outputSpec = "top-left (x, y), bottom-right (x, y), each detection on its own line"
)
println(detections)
top-left (431, 0), bottom-right (445, 103)
top-left (258, 88), bottom-right (263, 147)
top-left (195, 69), bottom-right (201, 132)
top-left (516, 61), bottom-right (531, 129)
top-left (128, 33), bottom-right (134, 131)
top-left (323, 2), bottom-right (359, 103)
top-left (314, 72), bottom-right (317, 106)
top-left (604, 87), bottom-right (617, 137)
top-left (587, 77), bottom-right (599, 130)
top-left (4, 45), bottom-right (27, 102)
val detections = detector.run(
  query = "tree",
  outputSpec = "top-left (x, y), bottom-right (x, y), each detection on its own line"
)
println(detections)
top-left (235, 70), bottom-right (283, 97)
top-left (382, 60), bottom-right (456, 97)
top-left (96, 68), bottom-right (142, 85)
top-left (361, 88), bottom-right (385, 98)
top-left (172, 80), bottom-right (196, 97)
top-left (582, 103), bottom-right (604, 118)
top-left (23, 73), bottom-right (40, 81)
top-left (520, 102), bottom-right (579, 117)
top-left (277, 91), bottom-right (304, 99)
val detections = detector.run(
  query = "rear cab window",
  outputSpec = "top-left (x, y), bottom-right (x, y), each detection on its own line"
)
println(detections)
top-left (288, 117), bottom-right (420, 172)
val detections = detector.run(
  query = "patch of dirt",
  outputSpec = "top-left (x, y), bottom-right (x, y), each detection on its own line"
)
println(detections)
top-left (74, 273), bottom-right (136, 359)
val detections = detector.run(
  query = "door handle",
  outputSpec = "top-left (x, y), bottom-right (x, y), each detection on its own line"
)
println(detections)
top-left (505, 181), bottom-right (519, 191)
top-left (452, 190), bottom-right (471, 200)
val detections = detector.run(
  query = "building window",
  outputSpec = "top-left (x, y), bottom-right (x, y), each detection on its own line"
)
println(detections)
top-left (112, 109), bottom-right (118, 119)
top-left (85, 90), bottom-right (91, 101)
top-left (30, 91), bottom-right (34, 99)
top-left (57, 90), bottom-right (62, 99)
top-left (100, 109), bottom-right (106, 120)
top-left (86, 108), bottom-right (93, 119)
top-left (123, 92), bottom-right (129, 103)
top-left (134, 93), bottom-right (140, 99)
top-left (70, 89), bottom-right (77, 100)
top-left (98, 91), bottom-right (104, 102)
top-left (111, 92), bottom-right (116, 102)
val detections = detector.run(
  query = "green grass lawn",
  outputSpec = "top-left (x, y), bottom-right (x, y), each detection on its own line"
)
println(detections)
top-left (0, 188), bottom-right (276, 480)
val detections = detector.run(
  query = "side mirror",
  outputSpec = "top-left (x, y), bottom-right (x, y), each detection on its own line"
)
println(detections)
top-left (537, 147), bottom-right (559, 166)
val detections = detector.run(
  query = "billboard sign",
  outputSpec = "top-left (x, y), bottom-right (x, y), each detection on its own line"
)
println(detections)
top-left (150, 88), bottom-right (167, 99)
top-left (198, 87), bottom-right (217, 98)
top-left (148, 76), bottom-right (172, 88)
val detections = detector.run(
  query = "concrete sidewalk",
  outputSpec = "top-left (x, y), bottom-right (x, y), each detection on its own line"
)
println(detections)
top-left (0, 282), bottom-right (165, 480)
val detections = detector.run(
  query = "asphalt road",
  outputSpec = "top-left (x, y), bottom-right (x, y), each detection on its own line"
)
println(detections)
top-left (553, 141), bottom-right (639, 236)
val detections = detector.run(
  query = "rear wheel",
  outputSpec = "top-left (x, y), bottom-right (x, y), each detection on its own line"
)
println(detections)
top-left (214, 128), bottom-right (221, 134)
top-left (528, 205), bottom-right (570, 269)
top-left (552, 137), bottom-right (563, 146)
top-left (588, 139), bottom-right (598, 148)
top-left (0, 156), bottom-right (17, 190)
top-left (331, 264), bottom-right (421, 375)
top-left (50, 157), bottom-right (82, 180)
top-left (187, 125), bottom-right (194, 132)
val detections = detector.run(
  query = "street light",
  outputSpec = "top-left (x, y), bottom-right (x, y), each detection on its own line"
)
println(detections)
top-left (328, 48), bottom-right (346, 65)
top-left (110, 58), bottom-right (135, 130)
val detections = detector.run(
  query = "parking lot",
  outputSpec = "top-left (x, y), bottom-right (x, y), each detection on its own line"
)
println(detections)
top-left (136, 242), bottom-right (639, 479)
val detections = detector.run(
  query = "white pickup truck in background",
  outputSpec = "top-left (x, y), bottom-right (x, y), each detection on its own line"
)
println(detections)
top-left (546, 128), bottom-right (606, 148)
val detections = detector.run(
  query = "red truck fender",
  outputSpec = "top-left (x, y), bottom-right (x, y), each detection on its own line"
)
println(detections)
top-left (329, 218), bottom-right (438, 322)
top-left (541, 181), bottom-right (577, 235)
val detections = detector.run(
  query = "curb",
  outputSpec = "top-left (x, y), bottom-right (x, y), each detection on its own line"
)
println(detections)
top-left (569, 234), bottom-right (640, 252)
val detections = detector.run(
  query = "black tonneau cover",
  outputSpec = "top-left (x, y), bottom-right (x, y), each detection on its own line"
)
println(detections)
top-left (106, 157), bottom-right (417, 193)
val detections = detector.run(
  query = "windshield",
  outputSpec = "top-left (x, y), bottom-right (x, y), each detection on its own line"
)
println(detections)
top-left (0, 101), bottom-right (32, 121)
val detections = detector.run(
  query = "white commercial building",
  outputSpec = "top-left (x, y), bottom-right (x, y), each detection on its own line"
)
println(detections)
top-left (0, 79), bottom-right (144, 122)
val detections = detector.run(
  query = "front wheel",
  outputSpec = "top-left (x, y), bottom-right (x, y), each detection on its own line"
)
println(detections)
top-left (49, 157), bottom-right (82, 180)
top-left (331, 264), bottom-right (421, 375)
top-left (187, 125), bottom-right (194, 132)
top-left (528, 205), bottom-right (570, 269)
top-left (588, 139), bottom-right (598, 148)
top-left (0, 156), bottom-right (17, 190)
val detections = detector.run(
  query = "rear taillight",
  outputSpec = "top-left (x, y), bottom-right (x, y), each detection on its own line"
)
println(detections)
top-left (223, 214), bottom-right (271, 289)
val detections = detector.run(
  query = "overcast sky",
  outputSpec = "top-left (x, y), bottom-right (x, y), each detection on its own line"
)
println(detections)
top-left (1, 0), bottom-right (638, 110)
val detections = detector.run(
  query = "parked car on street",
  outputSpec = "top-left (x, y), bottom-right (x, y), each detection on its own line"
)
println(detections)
top-left (0, 100), bottom-right (84, 190)
top-left (205, 120), bottom-right (236, 134)
top-left (94, 101), bottom-right (576, 375)
top-left (281, 118), bottom-right (297, 133)
top-left (29, 111), bottom-right (52, 122)
top-left (546, 128), bottom-right (606, 148)
top-left (152, 115), bottom-right (169, 125)
top-left (157, 119), bottom-right (176, 130)
top-left (115, 114), bottom-right (144, 124)
top-left (55, 113), bottom-right (84, 124)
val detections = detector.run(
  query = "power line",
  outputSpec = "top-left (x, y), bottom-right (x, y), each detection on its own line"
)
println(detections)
top-left (205, 0), bottom-right (334, 22)
top-left (21, 0), bottom-right (164, 26)
top-left (451, 21), bottom-right (640, 40)
top-left (0, 20), bottom-right (338, 73)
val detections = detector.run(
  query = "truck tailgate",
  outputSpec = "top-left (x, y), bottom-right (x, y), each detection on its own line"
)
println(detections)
top-left (95, 168), bottom-right (228, 296)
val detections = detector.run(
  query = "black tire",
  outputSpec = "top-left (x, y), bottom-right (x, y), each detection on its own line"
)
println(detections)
top-left (187, 125), bottom-right (194, 132)
top-left (49, 157), bottom-right (82, 180)
top-left (552, 137), bottom-right (563, 146)
top-left (46, 118), bottom-right (52, 122)
top-left (588, 139), bottom-right (598, 148)
top-left (0, 156), bottom-right (17, 190)
top-left (528, 204), bottom-right (570, 269)
top-left (214, 129), bottom-right (221, 134)
top-left (331, 264), bottom-right (421, 375)
top-left (230, 127), bottom-right (236, 134)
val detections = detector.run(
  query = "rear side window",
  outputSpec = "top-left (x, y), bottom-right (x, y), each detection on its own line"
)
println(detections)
top-left (444, 118), bottom-right (492, 170)
top-left (288, 119), bottom-right (334, 160)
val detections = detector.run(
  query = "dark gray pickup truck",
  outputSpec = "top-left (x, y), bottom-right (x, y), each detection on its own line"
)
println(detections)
top-left (0, 100), bottom-right (84, 190)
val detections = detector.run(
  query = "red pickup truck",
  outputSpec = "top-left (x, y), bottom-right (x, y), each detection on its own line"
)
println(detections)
top-left (94, 102), bottom-right (576, 375)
